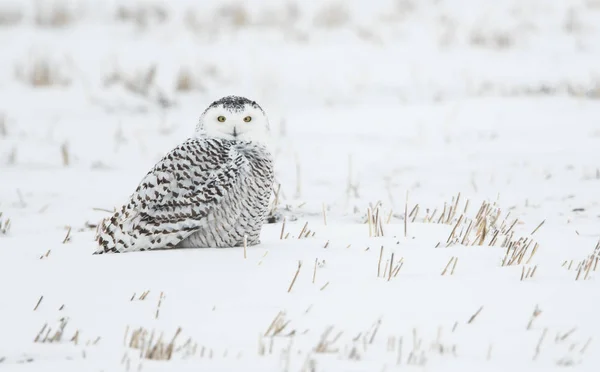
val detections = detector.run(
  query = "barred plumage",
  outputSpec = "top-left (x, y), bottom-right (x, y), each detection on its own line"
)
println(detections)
top-left (94, 96), bottom-right (275, 254)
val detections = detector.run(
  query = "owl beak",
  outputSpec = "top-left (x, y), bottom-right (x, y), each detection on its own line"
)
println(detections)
top-left (232, 127), bottom-right (238, 138)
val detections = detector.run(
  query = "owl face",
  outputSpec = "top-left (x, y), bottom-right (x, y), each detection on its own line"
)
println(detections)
top-left (196, 96), bottom-right (271, 145)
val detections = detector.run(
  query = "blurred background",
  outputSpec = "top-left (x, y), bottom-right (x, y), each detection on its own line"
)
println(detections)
top-left (1, 0), bottom-right (599, 237)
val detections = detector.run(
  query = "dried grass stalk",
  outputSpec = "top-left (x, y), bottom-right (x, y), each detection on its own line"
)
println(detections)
top-left (287, 261), bottom-right (302, 293)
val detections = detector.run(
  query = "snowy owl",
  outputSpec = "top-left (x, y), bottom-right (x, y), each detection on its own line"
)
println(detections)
top-left (94, 95), bottom-right (275, 254)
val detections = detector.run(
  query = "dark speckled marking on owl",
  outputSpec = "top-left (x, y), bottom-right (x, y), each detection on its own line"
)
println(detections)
top-left (205, 95), bottom-right (263, 114)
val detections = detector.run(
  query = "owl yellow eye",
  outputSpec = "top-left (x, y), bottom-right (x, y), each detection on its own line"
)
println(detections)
top-left (217, 116), bottom-right (226, 122)
top-left (243, 116), bottom-right (252, 122)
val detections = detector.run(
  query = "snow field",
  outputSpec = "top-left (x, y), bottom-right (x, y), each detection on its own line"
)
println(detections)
top-left (1, 0), bottom-right (600, 371)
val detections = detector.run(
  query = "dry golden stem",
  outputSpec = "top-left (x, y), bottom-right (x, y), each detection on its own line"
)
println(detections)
top-left (505, 219), bottom-right (519, 235)
top-left (533, 328), bottom-right (547, 361)
top-left (170, 327), bottom-right (182, 344)
top-left (501, 246), bottom-right (511, 266)
top-left (273, 183), bottom-right (281, 206)
top-left (280, 218), bottom-right (286, 240)
top-left (264, 312), bottom-right (284, 336)
top-left (437, 203), bottom-right (446, 224)
top-left (467, 306), bottom-right (483, 324)
top-left (451, 192), bottom-right (461, 222)
top-left (508, 246), bottom-right (528, 266)
top-left (489, 230), bottom-right (500, 246)
top-left (478, 217), bottom-right (487, 245)
top-left (287, 261), bottom-right (302, 293)
top-left (471, 233), bottom-right (481, 247)
top-left (520, 266), bottom-right (525, 281)
top-left (392, 258), bottom-right (404, 277)
top-left (408, 204), bottom-right (418, 219)
top-left (584, 259), bottom-right (593, 280)
top-left (386, 209), bottom-right (393, 224)
top-left (243, 235), bottom-right (247, 259)
top-left (446, 214), bottom-right (463, 244)
top-left (322, 203), bottom-right (327, 225)
top-left (498, 210), bottom-right (509, 229)
top-left (428, 209), bottom-right (437, 223)
top-left (527, 305), bottom-right (542, 330)
top-left (62, 226), bottom-right (71, 244)
top-left (461, 220), bottom-right (473, 245)
top-left (531, 265), bottom-right (538, 278)
top-left (34, 324), bottom-right (47, 342)
top-left (377, 246), bottom-right (384, 277)
top-left (258, 250), bottom-right (269, 265)
top-left (320, 282), bottom-right (329, 291)
top-left (388, 253), bottom-right (394, 281)
top-left (520, 242), bottom-right (533, 261)
top-left (312, 258), bottom-right (317, 284)
top-left (558, 327), bottom-right (577, 342)
top-left (441, 257), bottom-right (455, 276)
top-left (324, 240), bottom-right (329, 248)
top-left (377, 212), bottom-right (385, 237)
top-left (576, 265), bottom-right (583, 281)
top-left (92, 207), bottom-right (114, 213)
top-left (155, 292), bottom-right (164, 320)
top-left (451, 257), bottom-right (458, 275)
top-left (531, 220), bottom-right (545, 235)
top-left (70, 330), bottom-right (79, 345)
top-left (446, 205), bottom-right (454, 224)
top-left (501, 231), bottom-right (514, 248)
top-left (580, 338), bottom-right (592, 354)
top-left (61, 142), bottom-right (69, 166)
top-left (298, 222), bottom-right (308, 240)
top-left (422, 209), bottom-right (430, 223)
top-left (34, 295), bottom-right (43, 311)
top-left (526, 243), bottom-right (539, 264)
top-left (369, 319), bottom-right (382, 345)
top-left (383, 260), bottom-right (389, 279)
top-left (475, 201), bottom-right (486, 221)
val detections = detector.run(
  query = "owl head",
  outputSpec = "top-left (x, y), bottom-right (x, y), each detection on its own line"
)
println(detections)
top-left (196, 95), bottom-right (271, 146)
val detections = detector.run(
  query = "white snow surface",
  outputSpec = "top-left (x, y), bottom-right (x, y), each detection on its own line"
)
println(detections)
top-left (1, 0), bottom-right (600, 371)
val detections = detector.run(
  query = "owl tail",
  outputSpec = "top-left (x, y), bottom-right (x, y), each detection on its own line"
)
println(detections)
top-left (94, 215), bottom-right (123, 254)
top-left (94, 209), bottom-right (140, 254)
top-left (94, 210), bottom-right (194, 254)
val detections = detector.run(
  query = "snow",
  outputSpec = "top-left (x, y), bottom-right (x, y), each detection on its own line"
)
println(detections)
top-left (1, 0), bottom-right (600, 371)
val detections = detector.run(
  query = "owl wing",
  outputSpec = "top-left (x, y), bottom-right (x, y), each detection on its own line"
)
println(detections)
top-left (135, 138), bottom-right (245, 221)
top-left (96, 138), bottom-right (246, 253)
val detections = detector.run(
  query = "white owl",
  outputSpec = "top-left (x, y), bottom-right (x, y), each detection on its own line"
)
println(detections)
top-left (95, 95), bottom-right (275, 254)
